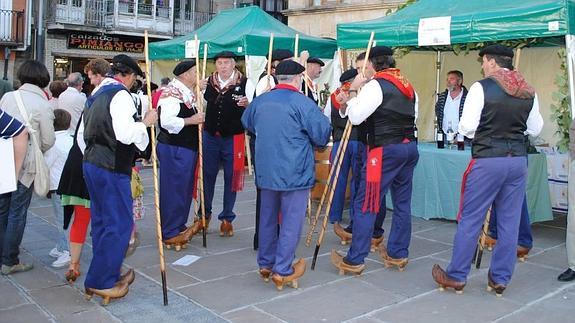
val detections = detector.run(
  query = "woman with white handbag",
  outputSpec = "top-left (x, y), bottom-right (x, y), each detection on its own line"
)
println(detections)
top-left (0, 60), bottom-right (55, 275)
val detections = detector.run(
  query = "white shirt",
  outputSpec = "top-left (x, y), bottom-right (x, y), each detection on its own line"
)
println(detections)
top-left (44, 130), bottom-right (73, 190)
top-left (58, 87), bottom-right (87, 132)
top-left (77, 77), bottom-right (149, 153)
top-left (157, 78), bottom-right (196, 134)
top-left (255, 75), bottom-right (277, 97)
top-left (458, 81), bottom-right (544, 138)
top-left (342, 79), bottom-right (419, 125)
top-left (442, 90), bottom-right (462, 133)
top-left (218, 70), bottom-right (255, 102)
top-left (323, 96), bottom-right (333, 121)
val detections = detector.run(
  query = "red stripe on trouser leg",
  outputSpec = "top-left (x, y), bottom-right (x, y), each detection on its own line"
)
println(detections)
top-left (70, 205), bottom-right (91, 243)
top-left (456, 159), bottom-right (477, 223)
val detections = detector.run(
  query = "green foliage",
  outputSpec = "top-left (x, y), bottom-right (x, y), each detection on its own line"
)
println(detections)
top-left (386, 0), bottom-right (418, 15)
top-left (550, 48), bottom-right (571, 152)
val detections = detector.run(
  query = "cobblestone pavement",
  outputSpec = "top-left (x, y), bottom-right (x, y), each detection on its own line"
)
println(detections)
top-left (1, 168), bottom-right (574, 322)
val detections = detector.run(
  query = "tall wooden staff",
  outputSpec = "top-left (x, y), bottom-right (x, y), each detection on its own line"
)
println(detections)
top-left (195, 35), bottom-right (208, 248)
top-left (144, 30), bottom-right (168, 306)
top-left (266, 33), bottom-right (274, 89)
top-left (310, 32), bottom-right (375, 270)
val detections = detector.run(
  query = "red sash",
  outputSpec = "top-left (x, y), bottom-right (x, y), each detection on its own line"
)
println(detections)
top-left (232, 133), bottom-right (246, 192)
top-left (456, 159), bottom-right (476, 222)
top-left (362, 146), bottom-right (383, 214)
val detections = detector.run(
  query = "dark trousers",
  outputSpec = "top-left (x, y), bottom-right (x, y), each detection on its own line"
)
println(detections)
top-left (345, 141), bottom-right (419, 265)
top-left (202, 131), bottom-right (237, 222)
top-left (158, 142), bottom-right (198, 240)
top-left (489, 196), bottom-right (532, 248)
top-left (83, 162), bottom-right (133, 289)
top-left (446, 157), bottom-right (527, 285)
top-left (0, 182), bottom-right (34, 266)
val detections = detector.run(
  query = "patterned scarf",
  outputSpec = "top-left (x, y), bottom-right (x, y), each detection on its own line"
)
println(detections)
top-left (488, 69), bottom-right (535, 99)
top-left (209, 69), bottom-right (244, 94)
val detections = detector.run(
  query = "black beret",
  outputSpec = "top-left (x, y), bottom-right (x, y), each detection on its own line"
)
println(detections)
top-left (479, 44), bottom-right (514, 58)
top-left (275, 60), bottom-right (305, 76)
top-left (173, 60), bottom-right (196, 76)
top-left (307, 57), bottom-right (325, 67)
top-left (271, 49), bottom-right (294, 61)
top-left (339, 68), bottom-right (358, 83)
top-left (214, 51), bottom-right (236, 60)
top-left (112, 54), bottom-right (144, 77)
top-left (368, 46), bottom-right (394, 59)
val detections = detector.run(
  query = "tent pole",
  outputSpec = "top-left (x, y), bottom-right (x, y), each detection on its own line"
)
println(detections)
top-left (435, 50), bottom-right (441, 101)
top-left (566, 35), bottom-right (575, 119)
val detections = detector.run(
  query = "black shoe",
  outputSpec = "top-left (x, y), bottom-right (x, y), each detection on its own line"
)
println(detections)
top-left (558, 268), bottom-right (575, 282)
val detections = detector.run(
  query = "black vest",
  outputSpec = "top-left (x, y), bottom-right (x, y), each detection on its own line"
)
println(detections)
top-left (157, 102), bottom-right (199, 150)
top-left (366, 79), bottom-right (416, 147)
top-left (204, 75), bottom-right (247, 137)
top-left (83, 87), bottom-right (137, 175)
top-left (472, 78), bottom-right (533, 158)
top-left (330, 100), bottom-right (365, 143)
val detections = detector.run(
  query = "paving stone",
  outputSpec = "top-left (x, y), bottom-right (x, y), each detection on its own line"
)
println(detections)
top-left (497, 285), bottom-right (575, 323)
top-left (371, 286), bottom-right (521, 323)
top-left (178, 271), bottom-right (284, 313)
top-left (528, 245), bottom-right (568, 271)
top-left (7, 256), bottom-right (66, 291)
top-left (139, 264), bottom-right (200, 289)
top-left (58, 308), bottom-right (121, 323)
top-left (224, 306), bottom-right (284, 323)
top-left (258, 278), bottom-right (405, 322)
top-left (176, 248), bottom-right (257, 281)
top-left (413, 222), bottom-right (457, 245)
top-left (0, 278), bottom-right (29, 309)
top-left (0, 304), bottom-right (52, 322)
top-left (361, 257), bottom-right (450, 298)
top-left (529, 224), bottom-right (566, 249)
top-left (28, 285), bottom-right (99, 320)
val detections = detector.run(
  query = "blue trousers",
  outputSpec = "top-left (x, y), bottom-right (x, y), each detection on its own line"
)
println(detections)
top-left (158, 143), bottom-right (198, 239)
top-left (0, 182), bottom-right (34, 266)
top-left (345, 141), bottom-right (419, 265)
top-left (258, 189), bottom-right (308, 276)
top-left (446, 157), bottom-right (527, 285)
top-left (489, 196), bottom-right (532, 248)
top-left (331, 141), bottom-right (387, 238)
top-left (83, 162), bottom-right (133, 289)
top-left (202, 131), bottom-right (237, 222)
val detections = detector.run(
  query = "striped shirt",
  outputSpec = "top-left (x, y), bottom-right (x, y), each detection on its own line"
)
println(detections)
top-left (0, 109), bottom-right (25, 139)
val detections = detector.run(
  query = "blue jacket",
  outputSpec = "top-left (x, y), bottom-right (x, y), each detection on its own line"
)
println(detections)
top-left (242, 85), bottom-right (331, 191)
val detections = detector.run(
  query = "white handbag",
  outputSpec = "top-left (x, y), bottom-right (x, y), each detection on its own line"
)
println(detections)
top-left (13, 91), bottom-right (50, 196)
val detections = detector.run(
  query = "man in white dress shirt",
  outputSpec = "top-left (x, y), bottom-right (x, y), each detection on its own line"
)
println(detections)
top-left (80, 54), bottom-right (157, 302)
top-left (59, 72), bottom-right (86, 132)
top-left (156, 60), bottom-right (205, 248)
top-left (432, 44), bottom-right (543, 296)
top-left (434, 70), bottom-right (467, 143)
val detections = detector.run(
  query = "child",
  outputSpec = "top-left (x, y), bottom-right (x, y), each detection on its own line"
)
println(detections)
top-left (44, 109), bottom-right (73, 268)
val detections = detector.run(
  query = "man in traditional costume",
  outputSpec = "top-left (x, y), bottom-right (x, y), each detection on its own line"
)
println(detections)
top-left (432, 45), bottom-right (543, 296)
top-left (331, 46), bottom-right (419, 275)
top-left (79, 54), bottom-right (157, 304)
top-left (242, 60), bottom-right (331, 290)
top-left (157, 60), bottom-right (205, 250)
top-left (192, 51), bottom-right (254, 237)
top-left (302, 57), bottom-right (324, 104)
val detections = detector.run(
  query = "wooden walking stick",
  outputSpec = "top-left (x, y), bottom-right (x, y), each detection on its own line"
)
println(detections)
top-left (266, 33), bottom-right (274, 90)
top-left (474, 207), bottom-right (492, 269)
top-left (310, 32), bottom-right (375, 270)
top-left (195, 35), bottom-right (208, 248)
top-left (294, 33), bottom-right (299, 59)
top-left (144, 30), bottom-right (168, 306)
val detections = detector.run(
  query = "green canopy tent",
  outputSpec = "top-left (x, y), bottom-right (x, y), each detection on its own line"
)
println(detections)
top-left (337, 0), bottom-right (575, 116)
top-left (149, 6), bottom-right (337, 60)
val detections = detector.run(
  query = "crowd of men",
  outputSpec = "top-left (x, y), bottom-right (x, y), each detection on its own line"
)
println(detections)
top-left (3, 42), bottom-right (575, 306)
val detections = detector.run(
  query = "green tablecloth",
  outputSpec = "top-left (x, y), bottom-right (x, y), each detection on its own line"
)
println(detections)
top-left (389, 143), bottom-right (553, 223)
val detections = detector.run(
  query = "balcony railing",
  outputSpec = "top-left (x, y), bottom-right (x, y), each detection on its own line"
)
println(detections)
top-left (0, 9), bottom-right (25, 45)
top-left (118, 1), bottom-right (171, 19)
top-left (174, 11), bottom-right (213, 35)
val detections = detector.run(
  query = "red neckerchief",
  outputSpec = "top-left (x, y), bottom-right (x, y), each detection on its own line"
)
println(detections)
top-left (374, 68), bottom-right (415, 100)
top-left (273, 83), bottom-right (300, 92)
top-left (329, 82), bottom-right (351, 110)
top-left (488, 69), bottom-right (535, 99)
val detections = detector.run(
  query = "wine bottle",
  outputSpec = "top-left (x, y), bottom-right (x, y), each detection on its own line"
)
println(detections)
top-left (457, 133), bottom-right (464, 151)
top-left (446, 121), bottom-right (455, 149)
top-left (436, 124), bottom-right (444, 149)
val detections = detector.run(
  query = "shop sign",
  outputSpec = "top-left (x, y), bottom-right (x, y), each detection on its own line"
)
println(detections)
top-left (67, 33), bottom-right (145, 53)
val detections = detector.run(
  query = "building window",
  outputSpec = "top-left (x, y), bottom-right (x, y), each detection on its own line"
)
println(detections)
top-left (119, 0), bottom-right (135, 14)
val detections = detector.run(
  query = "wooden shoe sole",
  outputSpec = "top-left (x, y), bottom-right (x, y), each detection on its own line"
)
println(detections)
top-left (259, 268), bottom-right (272, 283)
top-left (432, 264), bottom-right (465, 294)
top-left (330, 249), bottom-right (365, 276)
top-left (379, 246), bottom-right (408, 271)
top-left (85, 282), bottom-right (129, 306)
top-left (271, 259), bottom-right (306, 291)
top-left (487, 273), bottom-right (506, 297)
top-left (333, 223), bottom-right (352, 245)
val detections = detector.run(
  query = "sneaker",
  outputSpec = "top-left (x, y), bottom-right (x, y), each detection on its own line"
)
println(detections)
top-left (1, 263), bottom-right (34, 275)
top-left (51, 251), bottom-right (71, 268)
top-left (49, 247), bottom-right (62, 258)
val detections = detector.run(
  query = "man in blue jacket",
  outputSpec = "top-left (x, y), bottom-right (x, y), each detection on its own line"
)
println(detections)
top-left (242, 60), bottom-right (331, 291)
